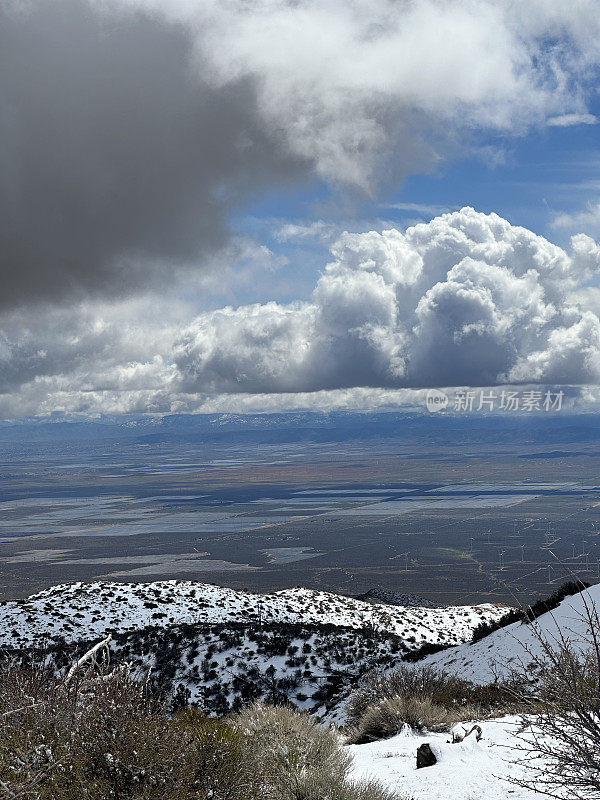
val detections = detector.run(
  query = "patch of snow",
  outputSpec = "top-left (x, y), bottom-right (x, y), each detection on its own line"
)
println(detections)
top-left (349, 715), bottom-right (541, 800)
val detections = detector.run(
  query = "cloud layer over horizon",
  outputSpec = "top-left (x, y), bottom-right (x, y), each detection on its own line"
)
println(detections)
top-left (1, 209), bottom-right (600, 417)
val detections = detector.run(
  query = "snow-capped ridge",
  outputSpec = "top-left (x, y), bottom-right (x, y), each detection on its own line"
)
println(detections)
top-left (2, 579), bottom-right (510, 651)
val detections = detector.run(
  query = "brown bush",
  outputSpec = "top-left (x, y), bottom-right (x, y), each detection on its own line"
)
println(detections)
top-left (0, 661), bottom-right (254, 800)
top-left (232, 702), bottom-right (405, 800)
top-left (233, 702), bottom-right (352, 799)
top-left (348, 695), bottom-right (463, 744)
top-left (0, 657), bottom-right (406, 800)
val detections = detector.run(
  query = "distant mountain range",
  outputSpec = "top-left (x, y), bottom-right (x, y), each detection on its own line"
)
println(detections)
top-left (2, 410), bottom-right (600, 450)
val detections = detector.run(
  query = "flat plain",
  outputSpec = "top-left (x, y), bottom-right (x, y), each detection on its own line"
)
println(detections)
top-left (1, 413), bottom-right (599, 604)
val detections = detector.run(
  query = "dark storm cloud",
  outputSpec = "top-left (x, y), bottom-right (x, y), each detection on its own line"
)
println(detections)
top-left (0, 0), bottom-right (303, 308)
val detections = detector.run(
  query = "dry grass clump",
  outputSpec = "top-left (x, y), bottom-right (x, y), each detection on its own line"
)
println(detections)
top-left (232, 702), bottom-right (401, 800)
top-left (292, 775), bottom-right (401, 800)
top-left (346, 664), bottom-right (517, 743)
top-left (233, 702), bottom-right (351, 796)
top-left (348, 695), bottom-right (462, 744)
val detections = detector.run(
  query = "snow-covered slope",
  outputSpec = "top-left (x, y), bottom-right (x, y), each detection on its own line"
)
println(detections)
top-left (349, 716), bottom-right (542, 800)
top-left (1, 580), bottom-right (509, 651)
top-left (419, 583), bottom-right (600, 684)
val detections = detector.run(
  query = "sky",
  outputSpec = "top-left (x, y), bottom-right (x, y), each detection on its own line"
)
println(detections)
top-left (2, 0), bottom-right (600, 418)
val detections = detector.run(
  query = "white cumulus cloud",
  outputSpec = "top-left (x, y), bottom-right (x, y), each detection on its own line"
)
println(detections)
top-left (174, 208), bottom-right (600, 392)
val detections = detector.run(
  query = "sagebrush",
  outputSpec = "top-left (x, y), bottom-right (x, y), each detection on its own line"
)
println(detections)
top-left (0, 656), bottom-right (404, 800)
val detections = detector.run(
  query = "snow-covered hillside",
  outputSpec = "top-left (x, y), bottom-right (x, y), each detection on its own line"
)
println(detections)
top-left (0, 580), bottom-right (510, 651)
top-left (108, 620), bottom-right (406, 715)
top-left (418, 582), bottom-right (600, 684)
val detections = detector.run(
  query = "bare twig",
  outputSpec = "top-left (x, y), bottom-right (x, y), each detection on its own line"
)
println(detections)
top-left (65, 635), bottom-right (112, 684)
